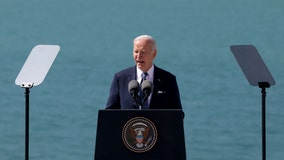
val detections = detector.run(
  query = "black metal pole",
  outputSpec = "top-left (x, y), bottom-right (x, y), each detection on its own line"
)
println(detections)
top-left (261, 86), bottom-right (266, 160)
top-left (24, 88), bottom-right (30, 160)
top-left (258, 82), bottom-right (269, 160)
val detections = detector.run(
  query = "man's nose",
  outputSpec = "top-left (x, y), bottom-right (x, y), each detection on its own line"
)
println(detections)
top-left (137, 52), bottom-right (143, 57)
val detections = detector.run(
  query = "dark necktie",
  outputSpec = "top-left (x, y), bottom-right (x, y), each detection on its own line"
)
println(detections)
top-left (141, 72), bottom-right (148, 84)
top-left (140, 72), bottom-right (148, 109)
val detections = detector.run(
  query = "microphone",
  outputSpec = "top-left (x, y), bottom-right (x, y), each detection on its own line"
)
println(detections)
top-left (141, 80), bottom-right (153, 103)
top-left (128, 80), bottom-right (139, 98)
top-left (128, 80), bottom-right (140, 108)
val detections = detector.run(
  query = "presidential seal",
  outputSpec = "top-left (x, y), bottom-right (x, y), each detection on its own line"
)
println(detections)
top-left (122, 117), bottom-right (158, 153)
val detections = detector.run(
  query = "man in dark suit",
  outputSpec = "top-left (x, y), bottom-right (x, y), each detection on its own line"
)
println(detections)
top-left (106, 35), bottom-right (182, 110)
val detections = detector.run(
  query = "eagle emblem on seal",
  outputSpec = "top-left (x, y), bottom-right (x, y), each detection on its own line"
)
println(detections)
top-left (122, 117), bottom-right (158, 153)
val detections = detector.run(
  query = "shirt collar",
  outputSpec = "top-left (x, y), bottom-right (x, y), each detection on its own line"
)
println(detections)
top-left (136, 65), bottom-right (154, 81)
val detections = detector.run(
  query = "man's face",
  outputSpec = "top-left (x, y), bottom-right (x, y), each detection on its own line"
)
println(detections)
top-left (133, 38), bottom-right (157, 72)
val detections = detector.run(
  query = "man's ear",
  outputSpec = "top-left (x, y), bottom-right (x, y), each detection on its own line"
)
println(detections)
top-left (153, 49), bottom-right (157, 58)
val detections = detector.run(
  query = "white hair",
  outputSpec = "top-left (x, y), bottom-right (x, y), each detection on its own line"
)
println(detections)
top-left (133, 35), bottom-right (157, 50)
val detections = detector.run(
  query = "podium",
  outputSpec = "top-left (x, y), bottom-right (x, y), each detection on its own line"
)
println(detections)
top-left (94, 109), bottom-right (186, 160)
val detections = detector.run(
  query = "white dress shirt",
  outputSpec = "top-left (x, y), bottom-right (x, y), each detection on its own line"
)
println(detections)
top-left (136, 65), bottom-right (154, 106)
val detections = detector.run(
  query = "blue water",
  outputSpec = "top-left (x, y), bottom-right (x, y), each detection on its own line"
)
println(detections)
top-left (1, 0), bottom-right (284, 159)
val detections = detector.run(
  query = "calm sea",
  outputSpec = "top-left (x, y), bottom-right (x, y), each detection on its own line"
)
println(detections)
top-left (1, 0), bottom-right (284, 160)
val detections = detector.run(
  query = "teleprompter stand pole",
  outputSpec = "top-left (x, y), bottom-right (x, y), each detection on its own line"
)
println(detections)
top-left (258, 82), bottom-right (270, 160)
top-left (25, 88), bottom-right (29, 160)
top-left (22, 83), bottom-right (33, 160)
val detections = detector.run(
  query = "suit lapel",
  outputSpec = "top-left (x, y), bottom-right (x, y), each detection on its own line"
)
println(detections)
top-left (128, 66), bottom-right (136, 81)
top-left (150, 66), bottom-right (163, 108)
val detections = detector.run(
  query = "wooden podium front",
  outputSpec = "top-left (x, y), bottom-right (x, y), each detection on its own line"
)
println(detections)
top-left (94, 109), bottom-right (186, 160)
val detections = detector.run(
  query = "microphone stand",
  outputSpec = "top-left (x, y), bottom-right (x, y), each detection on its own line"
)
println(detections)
top-left (133, 94), bottom-right (149, 110)
top-left (142, 95), bottom-right (149, 106)
top-left (136, 94), bottom-right (146, 110)
top-left (130, 91), bottom-right (142, 109)
top-left (136, 96), bottom-right (143, 110)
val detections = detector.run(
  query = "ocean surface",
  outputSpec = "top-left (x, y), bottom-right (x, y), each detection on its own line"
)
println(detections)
top-left (0, 0), bottom-right (283, 160)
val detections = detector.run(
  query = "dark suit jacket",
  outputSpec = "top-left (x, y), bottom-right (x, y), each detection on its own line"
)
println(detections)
top-left (106, 65), bottom-right (182, 109)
